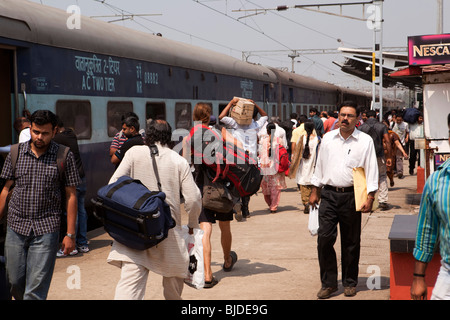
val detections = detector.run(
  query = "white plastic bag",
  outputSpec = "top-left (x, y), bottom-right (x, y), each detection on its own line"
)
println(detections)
top-left (181, 225), bottom-right (205, 289)
top-left (308, 205), bottom-right (319, 236)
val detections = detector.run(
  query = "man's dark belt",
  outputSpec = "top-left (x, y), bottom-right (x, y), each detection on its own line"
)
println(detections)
top-left (324, 185), bottom-right (354, 193)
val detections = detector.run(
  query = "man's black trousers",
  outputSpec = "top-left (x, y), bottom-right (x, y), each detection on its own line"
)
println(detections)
top-left (317, 187), bottom-right (361, 288)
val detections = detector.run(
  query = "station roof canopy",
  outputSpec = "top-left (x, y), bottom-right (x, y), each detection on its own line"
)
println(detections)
top-left (333, 47), bottom-right (422, 90)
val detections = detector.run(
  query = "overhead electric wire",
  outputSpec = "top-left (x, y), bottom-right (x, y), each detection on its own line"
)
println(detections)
top-left (91, 0), bottom-right (242, 55)
top-left (89, 0), bottom-right (360, 83)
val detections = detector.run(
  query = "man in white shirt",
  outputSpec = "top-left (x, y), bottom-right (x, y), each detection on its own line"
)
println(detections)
top-left (392, 114), bottom-right (409, 179)
top-left (219, 97), bottom-right (268, 219)
top-left (407, 114), bottom-right (423, 175)
top-left (219, 97), bottom-right (268, 160)
top-left (310, 101), bottom-right (378, 299)
top-left (14, 117), bottom-right (31, 143)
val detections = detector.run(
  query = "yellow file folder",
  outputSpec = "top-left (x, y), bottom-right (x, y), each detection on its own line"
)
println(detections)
top-left (353, 167), bottom-right (378, 212)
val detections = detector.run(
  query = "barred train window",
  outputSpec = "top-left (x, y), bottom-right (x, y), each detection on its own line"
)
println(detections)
top-left (55, 100), bottom-right (92, 140)
top-left (107, 101), bottom-right (133, 137)
top-left (175, 102), bottom-right (192, 130)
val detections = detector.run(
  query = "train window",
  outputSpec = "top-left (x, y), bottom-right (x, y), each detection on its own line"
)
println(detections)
top-left (55, 100), bottom-right (92, 140)
top-left (272, 105), bottom-right (277, 118)
top-left (219, 104), bottom-right (228, 116)
top-left (107, 101), bottom-right (133, 137)
top-left (175, 102), bottom-right (192, 130)
top-left (302, 105), bottom-right (308, 115)
top-left (146, 102), bottom-right (166, 121)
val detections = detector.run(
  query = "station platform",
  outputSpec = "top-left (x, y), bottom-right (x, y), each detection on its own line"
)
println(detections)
top-left (47, 160), bottom-right (423, 301)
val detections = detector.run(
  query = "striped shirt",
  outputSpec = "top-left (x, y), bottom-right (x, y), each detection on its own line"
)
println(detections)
top-left (110, 130), bottom-right (128, 150)
top-left (0, 141), bottom-right (81, 236)
top-left (413, 158), bottom-right (450, 264)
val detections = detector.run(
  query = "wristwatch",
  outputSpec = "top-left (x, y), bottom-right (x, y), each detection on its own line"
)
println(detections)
top-left (66, 233), bottom-right (76, 239)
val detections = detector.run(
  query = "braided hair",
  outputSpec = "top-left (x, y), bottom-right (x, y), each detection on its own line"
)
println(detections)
top-left (302, 120), bottom-right (315, 159)
top-left (266, 122), bottom-right (276, 158)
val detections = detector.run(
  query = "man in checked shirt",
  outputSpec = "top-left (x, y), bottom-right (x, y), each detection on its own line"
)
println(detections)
top-left (0, 110), bottom-right (81, 300)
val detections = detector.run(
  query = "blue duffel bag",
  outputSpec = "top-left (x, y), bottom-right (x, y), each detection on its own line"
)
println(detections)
top-left (92, 146), bottom-right (175, 250)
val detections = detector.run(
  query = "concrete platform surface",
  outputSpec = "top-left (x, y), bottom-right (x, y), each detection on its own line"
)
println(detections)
top-left (47, 160), bottom-right (422, 301)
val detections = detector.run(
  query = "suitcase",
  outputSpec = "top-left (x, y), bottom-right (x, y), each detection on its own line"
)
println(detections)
top-left (92, 146), bottom-right (176, 250)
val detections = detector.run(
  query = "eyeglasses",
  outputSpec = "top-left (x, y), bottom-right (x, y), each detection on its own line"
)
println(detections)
top-left (339, 113), bottom-right (357, 119)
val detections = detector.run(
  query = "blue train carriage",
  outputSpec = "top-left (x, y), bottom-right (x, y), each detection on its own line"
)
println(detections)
top-left (268, 67), bottom-right (343, 120)
top-left (0, 0), bottom-right (279, 225)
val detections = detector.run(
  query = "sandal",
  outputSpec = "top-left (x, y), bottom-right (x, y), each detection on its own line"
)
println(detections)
top-left (204, 277), bottom-right (219, 289)
top-left (223, 251), bottom-right (238, 272)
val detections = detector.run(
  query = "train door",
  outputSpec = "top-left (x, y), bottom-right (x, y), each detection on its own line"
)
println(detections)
top-left (0, 49), bottom-right (14, 147)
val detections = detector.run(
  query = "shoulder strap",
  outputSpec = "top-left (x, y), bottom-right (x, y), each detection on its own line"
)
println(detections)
top-left (10, 144), bottom-right (20, 175)
top-left (149, 145), bottom-right (162, 192)
top-left (56, 145), bottom-right (70, 183)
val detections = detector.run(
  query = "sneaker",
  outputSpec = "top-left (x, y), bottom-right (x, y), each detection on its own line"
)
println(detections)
top-left (398, 173), bottom-right (404, 179)
top-left (77, 245), bottom-right (90, 253)
top-left (56, 248), bottom-right (78, 257)
top-left (409, 169), bottom-right (414, 175)
top-left (317, 287), bottom-right (338, 299)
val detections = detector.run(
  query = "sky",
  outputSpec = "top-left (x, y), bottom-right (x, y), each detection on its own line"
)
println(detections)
top-left (28, 0), bottom-right (450, 95)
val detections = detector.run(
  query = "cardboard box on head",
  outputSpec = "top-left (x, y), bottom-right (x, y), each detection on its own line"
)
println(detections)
top-left (230, 97), bottom-right (254, 126)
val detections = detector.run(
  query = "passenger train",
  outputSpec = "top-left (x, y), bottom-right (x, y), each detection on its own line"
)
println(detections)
top-left (0, 0), bottom-right (402, 229)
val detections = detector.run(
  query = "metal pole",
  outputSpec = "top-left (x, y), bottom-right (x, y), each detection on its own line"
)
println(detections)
top-left (437, 0), bottom-right (443, 34)
top-left (372, 31), bottom-right (376, 110)
top-left (379, 0), bottom-right (383, 121)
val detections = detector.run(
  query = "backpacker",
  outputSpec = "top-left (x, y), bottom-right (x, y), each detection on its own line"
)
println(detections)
top-left (186, 124), bottom-right (262, 197)
top-left (91, 145), bottom-right (175, 250)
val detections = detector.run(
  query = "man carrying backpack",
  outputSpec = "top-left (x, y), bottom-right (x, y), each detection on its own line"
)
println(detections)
top-left (0, 110), bottom-right (81, 300)
top-left (359, 110), bottom-right (393, 210)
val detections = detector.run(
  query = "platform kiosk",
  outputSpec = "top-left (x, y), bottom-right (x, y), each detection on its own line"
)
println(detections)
top-left (388, 215), bottom-right (441, 300)
top-left (388, 33), bottom-right (450, 300)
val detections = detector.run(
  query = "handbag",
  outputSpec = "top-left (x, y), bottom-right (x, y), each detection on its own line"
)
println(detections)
top-left (202, 170), bottom-right (239, 213)
top-left (202, 170), bottom-right (238, 213)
